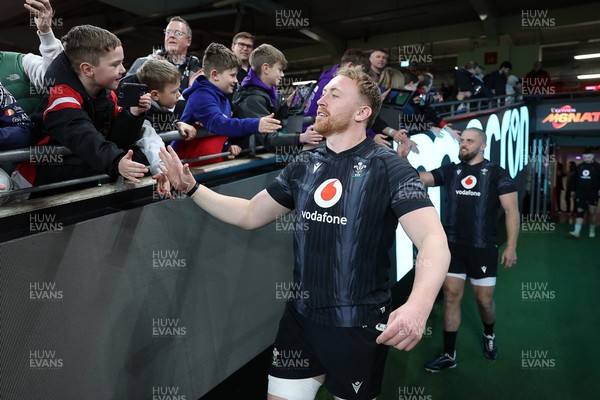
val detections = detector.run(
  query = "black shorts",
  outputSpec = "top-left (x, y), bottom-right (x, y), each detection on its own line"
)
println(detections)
top-left (575, 191), bottom-right (600, 209)
top-left (448, 242), bottom-right (498, 286)
top-left (269, 303), bottom-right (389, 400)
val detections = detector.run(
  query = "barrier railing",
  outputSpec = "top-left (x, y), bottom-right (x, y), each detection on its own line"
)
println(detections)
top-left (431, 90), bottom-right (600, 119)
top-left (430, 94), bottom-right (522, 119)
top-left (0, 114), bottom-right (318, 200)
top-left (0, 130), bottom-right (267, 200)
top-left (0, 131), bottom-right (182, 164)
top-left (0, 118), bottom-right (313, 163)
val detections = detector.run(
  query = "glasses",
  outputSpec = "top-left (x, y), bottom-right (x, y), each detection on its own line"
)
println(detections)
top-left (164, 30), bottom-right (188, 37)
top-left (234, 42), bottom-right (254, 50)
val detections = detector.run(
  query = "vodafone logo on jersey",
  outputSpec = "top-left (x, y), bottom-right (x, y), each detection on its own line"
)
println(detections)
top-left (302, 179), bottom-right (348, 225)
top-left (314, 179), bottom-right (343, 208)
top-left (456, 175), bottom-right (481, 197)
top-left (461, 175), bottom-right (477, 189)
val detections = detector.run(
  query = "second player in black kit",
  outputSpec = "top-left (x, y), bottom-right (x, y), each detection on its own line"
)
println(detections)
top-left (408, 127), bottom-right (519, 373)
top-left (431, 159), bottom-right (516, 249)
top-left (569, 149), bottom-right (600, 238)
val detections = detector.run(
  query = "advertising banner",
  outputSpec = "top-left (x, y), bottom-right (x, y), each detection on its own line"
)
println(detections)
top-left (537, 101), bottom-right (600, 132)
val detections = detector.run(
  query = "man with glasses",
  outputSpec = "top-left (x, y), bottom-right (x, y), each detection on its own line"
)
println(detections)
top-left (231, 32), bottom-right (255, 84)
top-left (128, 16), bottom-right (201, 92)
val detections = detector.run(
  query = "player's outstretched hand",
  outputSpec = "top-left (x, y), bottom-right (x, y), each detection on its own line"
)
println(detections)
top-left (152, 172), bottom-right (172, 198)
top-left (158, 146), bottom-right (195, 193)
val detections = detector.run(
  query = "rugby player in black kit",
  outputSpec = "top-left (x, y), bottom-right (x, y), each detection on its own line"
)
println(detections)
top-left (568, 149), bottom-right (600, 239)
top-left (159, 68), bottom-right (450, 400)
top-left (407, 127), bottom-right (519, 372)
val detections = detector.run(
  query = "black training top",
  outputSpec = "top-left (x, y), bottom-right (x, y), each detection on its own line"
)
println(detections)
top-left (267, 138), bottom-right (432, 327)
top-left (431, 160), bottom-right (516, 249)
top-left (573, 161), bottom-right (600, 196)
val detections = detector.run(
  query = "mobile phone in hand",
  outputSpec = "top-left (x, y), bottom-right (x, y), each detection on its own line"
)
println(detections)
top-left (118, 83), bottom-right (148, 108)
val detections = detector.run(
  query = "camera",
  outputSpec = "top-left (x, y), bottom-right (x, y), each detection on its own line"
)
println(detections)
top-left (117, 83), bottom-right (148, 108)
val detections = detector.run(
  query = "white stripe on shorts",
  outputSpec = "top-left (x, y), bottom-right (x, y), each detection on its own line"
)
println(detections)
top-left (447, 272), bottom-right (466, 280)
top-left (470, 276), bottom-right (497, 286)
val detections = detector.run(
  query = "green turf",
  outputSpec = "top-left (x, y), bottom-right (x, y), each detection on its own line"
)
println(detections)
top-left (316, 221), bottom-right (599, 400)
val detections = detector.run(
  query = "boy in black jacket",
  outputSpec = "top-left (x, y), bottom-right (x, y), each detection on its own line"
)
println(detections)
top-left (17, 24), bottom-right (150, 187)
top-left (231, 44), bottom-right (322, 153)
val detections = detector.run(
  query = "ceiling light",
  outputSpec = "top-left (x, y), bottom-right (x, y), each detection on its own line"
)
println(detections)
top-left (574, 53), bottom-right (600, 60)
top-left (577, 73), bottom-right (600, 80)
top-left (292, 80), bottom-right (317, 86)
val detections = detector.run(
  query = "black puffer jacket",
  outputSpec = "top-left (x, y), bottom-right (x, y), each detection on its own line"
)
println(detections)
top-left (232, 84), bottom-right (300, 153)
